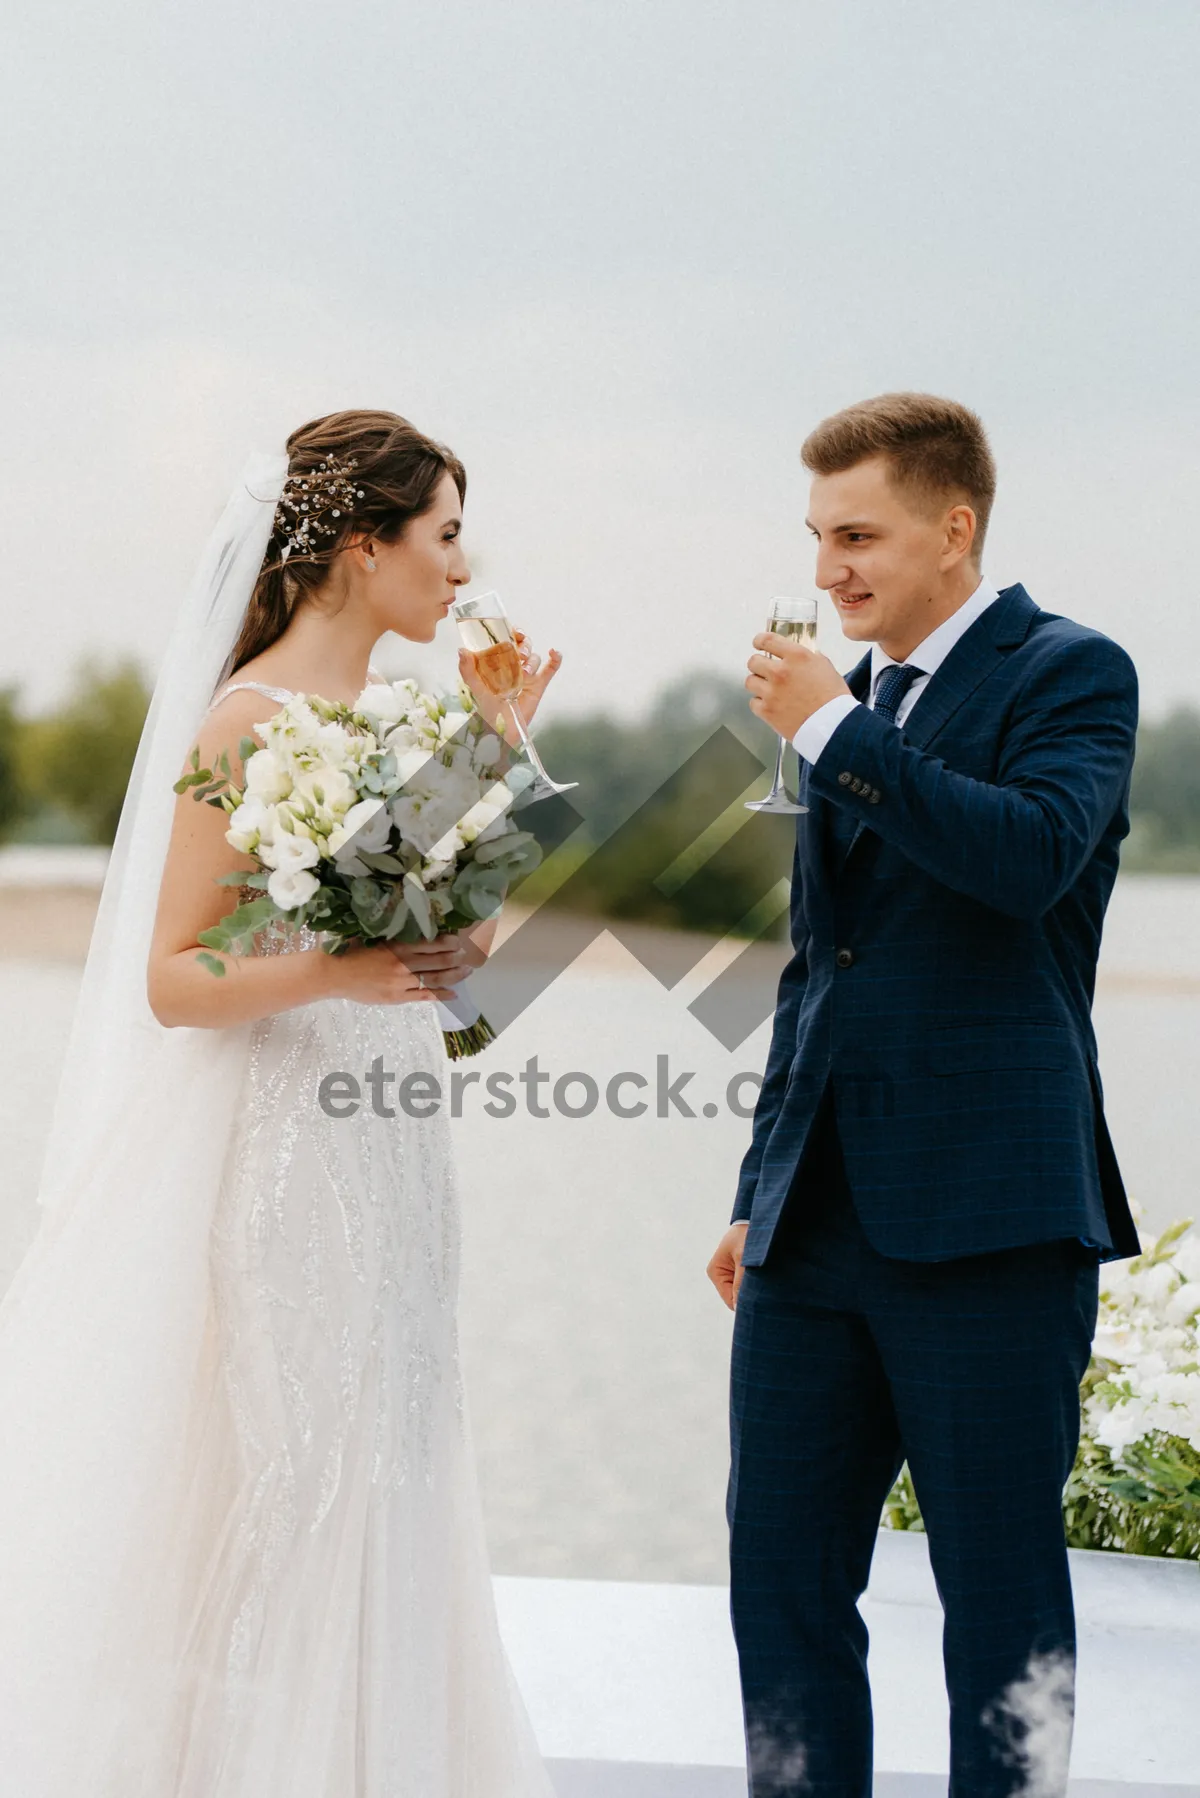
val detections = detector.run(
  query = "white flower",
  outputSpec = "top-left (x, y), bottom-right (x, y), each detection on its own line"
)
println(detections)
top-left (456, 791), bottom-right (513, 845)
top-left (225, 795), bottom-right (275, 855)
top-left (382, 720), bottom-right (423, 755)
top-left (1173, 1237), bottom-right (1200, 1283)
top-left (313, 720), bottom-right (361, 766)
top-left (1092, 1399), bottom-right (1148, 1456)
top-left (1165, 1282), bottom-right (1200, 1328)
top-left (1091, 1323), bottom-right (1136, 1365)
top-left (425, 825), bottom-right (467, 864)
top-left (267, 865), bottom-right (321, 910)
top-left (1138, 1262), bottom-right (1177, 1305)
top-left (261, 698), bottom-right (325, 755)
top-left (436, 706), bottom-right (472, 748)
top-left (260, 827), bottom-right (320, 874)
top-left (244, 748), bottom-right (292, 803)
top-left (392, 746), bottom-right (436, 788)
top-left (290, 765), bottom-right (357, 816)
top-left (327, 797), bottom-right (390, 858)
top-left (354, 681), bottom-right (410, 724)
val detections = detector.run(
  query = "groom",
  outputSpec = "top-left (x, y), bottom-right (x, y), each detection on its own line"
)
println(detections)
top-left (707, 392), bottom-right (1139, 1797)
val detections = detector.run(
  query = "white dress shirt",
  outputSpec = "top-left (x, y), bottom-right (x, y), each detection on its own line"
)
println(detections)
top-left (792, 578), bottom-right (999, 764)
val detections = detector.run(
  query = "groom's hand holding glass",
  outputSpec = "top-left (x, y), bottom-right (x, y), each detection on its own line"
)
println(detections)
top-left (745, 627), bottom-right (851, 740)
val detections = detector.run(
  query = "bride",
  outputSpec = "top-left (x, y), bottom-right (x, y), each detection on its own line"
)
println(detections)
top-left (0, 410), bottom-right (562, 1796)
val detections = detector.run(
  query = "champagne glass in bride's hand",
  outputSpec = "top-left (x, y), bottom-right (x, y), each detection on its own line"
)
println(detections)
top-left (744, 595), bottom-right (818, 814)
top-left (450, 591), bottom-right (577, 804)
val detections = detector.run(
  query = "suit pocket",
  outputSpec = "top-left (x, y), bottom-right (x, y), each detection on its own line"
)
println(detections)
top-left (927, 1022), bottom-right (1075, 1074)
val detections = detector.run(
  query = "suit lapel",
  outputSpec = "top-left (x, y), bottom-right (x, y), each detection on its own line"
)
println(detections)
top-left (822, 586), bottom-right (1037, 873)
top-left (902, 584), bottom-right (1037, 750)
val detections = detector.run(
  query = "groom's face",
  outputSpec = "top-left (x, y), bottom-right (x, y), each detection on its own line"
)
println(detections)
top-left (806, 453), bottom-right (957, 652)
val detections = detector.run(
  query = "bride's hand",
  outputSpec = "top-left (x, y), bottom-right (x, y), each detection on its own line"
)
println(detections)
top-left (458, 631), bottom-right (563, 738)
top-left (327, 936), bottom-right (472, 1006)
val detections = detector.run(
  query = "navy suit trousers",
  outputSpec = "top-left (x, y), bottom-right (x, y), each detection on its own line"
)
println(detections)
top-left (727, 1089), bottom-right (1099, 1797)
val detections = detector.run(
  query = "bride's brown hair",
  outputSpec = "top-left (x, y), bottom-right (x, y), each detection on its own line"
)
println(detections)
top-left (223, 408), bottom-right (467, 682)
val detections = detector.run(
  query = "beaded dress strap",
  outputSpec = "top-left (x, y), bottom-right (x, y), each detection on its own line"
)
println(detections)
top-left (206, 680), bottom-right (296, 714)
top-left (205, 667), bottom-right (387, 718)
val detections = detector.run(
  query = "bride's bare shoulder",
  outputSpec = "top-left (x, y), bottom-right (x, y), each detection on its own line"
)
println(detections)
top-left (186, 684), bottom-right (288, 786)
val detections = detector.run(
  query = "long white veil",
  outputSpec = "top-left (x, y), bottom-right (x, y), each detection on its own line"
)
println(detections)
top-left (0, 452), bottom-right (290, 1795)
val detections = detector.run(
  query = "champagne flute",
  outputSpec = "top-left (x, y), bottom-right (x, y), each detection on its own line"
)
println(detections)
top-left (744, 595), bottom-right (818, 814)
top-left (450, 591), bottom-right (577, 803)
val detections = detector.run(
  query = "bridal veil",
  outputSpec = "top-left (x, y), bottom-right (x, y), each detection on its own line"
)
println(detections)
top-left (0, 453), bottom-right (288, 1794)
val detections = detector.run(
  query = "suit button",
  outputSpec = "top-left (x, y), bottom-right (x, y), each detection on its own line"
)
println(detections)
top-left (835, 948), bottom-right (854, 969)
top-left (868, 788), bottom-right (881, 804)
top-left (850, 777), bottom-right (864, 794)
top-left (837, 771), bottom-right (852, 787)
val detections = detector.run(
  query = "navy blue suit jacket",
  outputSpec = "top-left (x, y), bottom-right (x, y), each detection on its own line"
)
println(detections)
top-left (731, 583), bottom-right (1140, 1266)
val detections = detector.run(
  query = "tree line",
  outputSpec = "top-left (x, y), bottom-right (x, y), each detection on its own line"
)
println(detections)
top-left (1, 660), bottom-right (1197, 933)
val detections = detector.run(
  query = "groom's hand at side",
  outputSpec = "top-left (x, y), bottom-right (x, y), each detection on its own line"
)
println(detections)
top-left (707, 1223), bottom-right (750, 1310)
top-left (746, 632), bottom-right (850, 739)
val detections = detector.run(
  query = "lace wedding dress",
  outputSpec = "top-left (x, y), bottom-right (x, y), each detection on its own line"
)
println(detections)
top-left (160, 676), bottom-right (554, 1796)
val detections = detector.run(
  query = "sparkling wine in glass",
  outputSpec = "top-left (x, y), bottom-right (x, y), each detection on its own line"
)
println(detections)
top-left (450, 591), bottom-right (577, 803)
top-left (745, 595), bottom-right (818, 815)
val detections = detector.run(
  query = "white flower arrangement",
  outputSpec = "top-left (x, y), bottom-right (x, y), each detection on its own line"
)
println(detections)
top-left (176, 675), bottom-right (542, 1057)
top-left (884, 1214), bottom-right (1200, 1559)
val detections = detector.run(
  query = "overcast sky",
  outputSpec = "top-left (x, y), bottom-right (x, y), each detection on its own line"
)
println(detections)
top-left (3, 0), bottom-right (1198, 722)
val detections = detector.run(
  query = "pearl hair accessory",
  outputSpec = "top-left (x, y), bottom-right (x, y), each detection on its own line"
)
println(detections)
top-left (273, 453), bottom-right (367, 562)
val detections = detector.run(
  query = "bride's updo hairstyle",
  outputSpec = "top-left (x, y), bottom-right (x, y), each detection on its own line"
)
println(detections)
top-left (225, 408), bottom-right (466, 679)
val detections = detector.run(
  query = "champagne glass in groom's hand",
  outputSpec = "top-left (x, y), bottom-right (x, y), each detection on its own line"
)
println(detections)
top-left (744, 596), bottom-right (817, 814)
top-left (451, 591), bottom-right (576, 804)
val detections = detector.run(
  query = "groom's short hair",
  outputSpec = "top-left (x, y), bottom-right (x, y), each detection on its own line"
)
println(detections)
top-left (802, 392), bottom-right (996, 557)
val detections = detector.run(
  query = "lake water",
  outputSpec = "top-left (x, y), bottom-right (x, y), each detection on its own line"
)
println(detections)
top-left (1, 873), bottom-right (1197, 1582)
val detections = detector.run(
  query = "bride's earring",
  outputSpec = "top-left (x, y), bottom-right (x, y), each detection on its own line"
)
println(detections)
top-left (364, 555), bottom-right (377, 571)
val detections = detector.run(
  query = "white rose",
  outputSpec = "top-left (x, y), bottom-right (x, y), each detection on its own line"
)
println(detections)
top-left (267, 866), bottom-right (321, 910)
top-left (327, 796), bottom-right (390, 858)
top-left (354, 681), bottom-right (409, 723)
top-left (244, 748), bottom-right (292, 803)
top-left (225, 796), bottom-right (275, 855)
top-left (260, 827), bottom-right (320, 873)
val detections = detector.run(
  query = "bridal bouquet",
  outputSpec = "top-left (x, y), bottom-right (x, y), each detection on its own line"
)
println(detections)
top-left (176, 676), bottom-right (541, 1058)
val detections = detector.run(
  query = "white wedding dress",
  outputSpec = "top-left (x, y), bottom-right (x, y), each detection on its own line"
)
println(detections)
top-left (0, 672), bottom-right (554, 1797)
top-left (162, 674), bottom-right (555, 1796)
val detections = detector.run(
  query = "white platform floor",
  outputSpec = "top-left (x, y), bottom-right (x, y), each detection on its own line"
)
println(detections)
top-left (495, 1531), bottom-right (1200, 1794)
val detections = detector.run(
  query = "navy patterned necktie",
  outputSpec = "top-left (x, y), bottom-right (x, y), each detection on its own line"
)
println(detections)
top-left (873, 662), bottom-right (922, 726)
